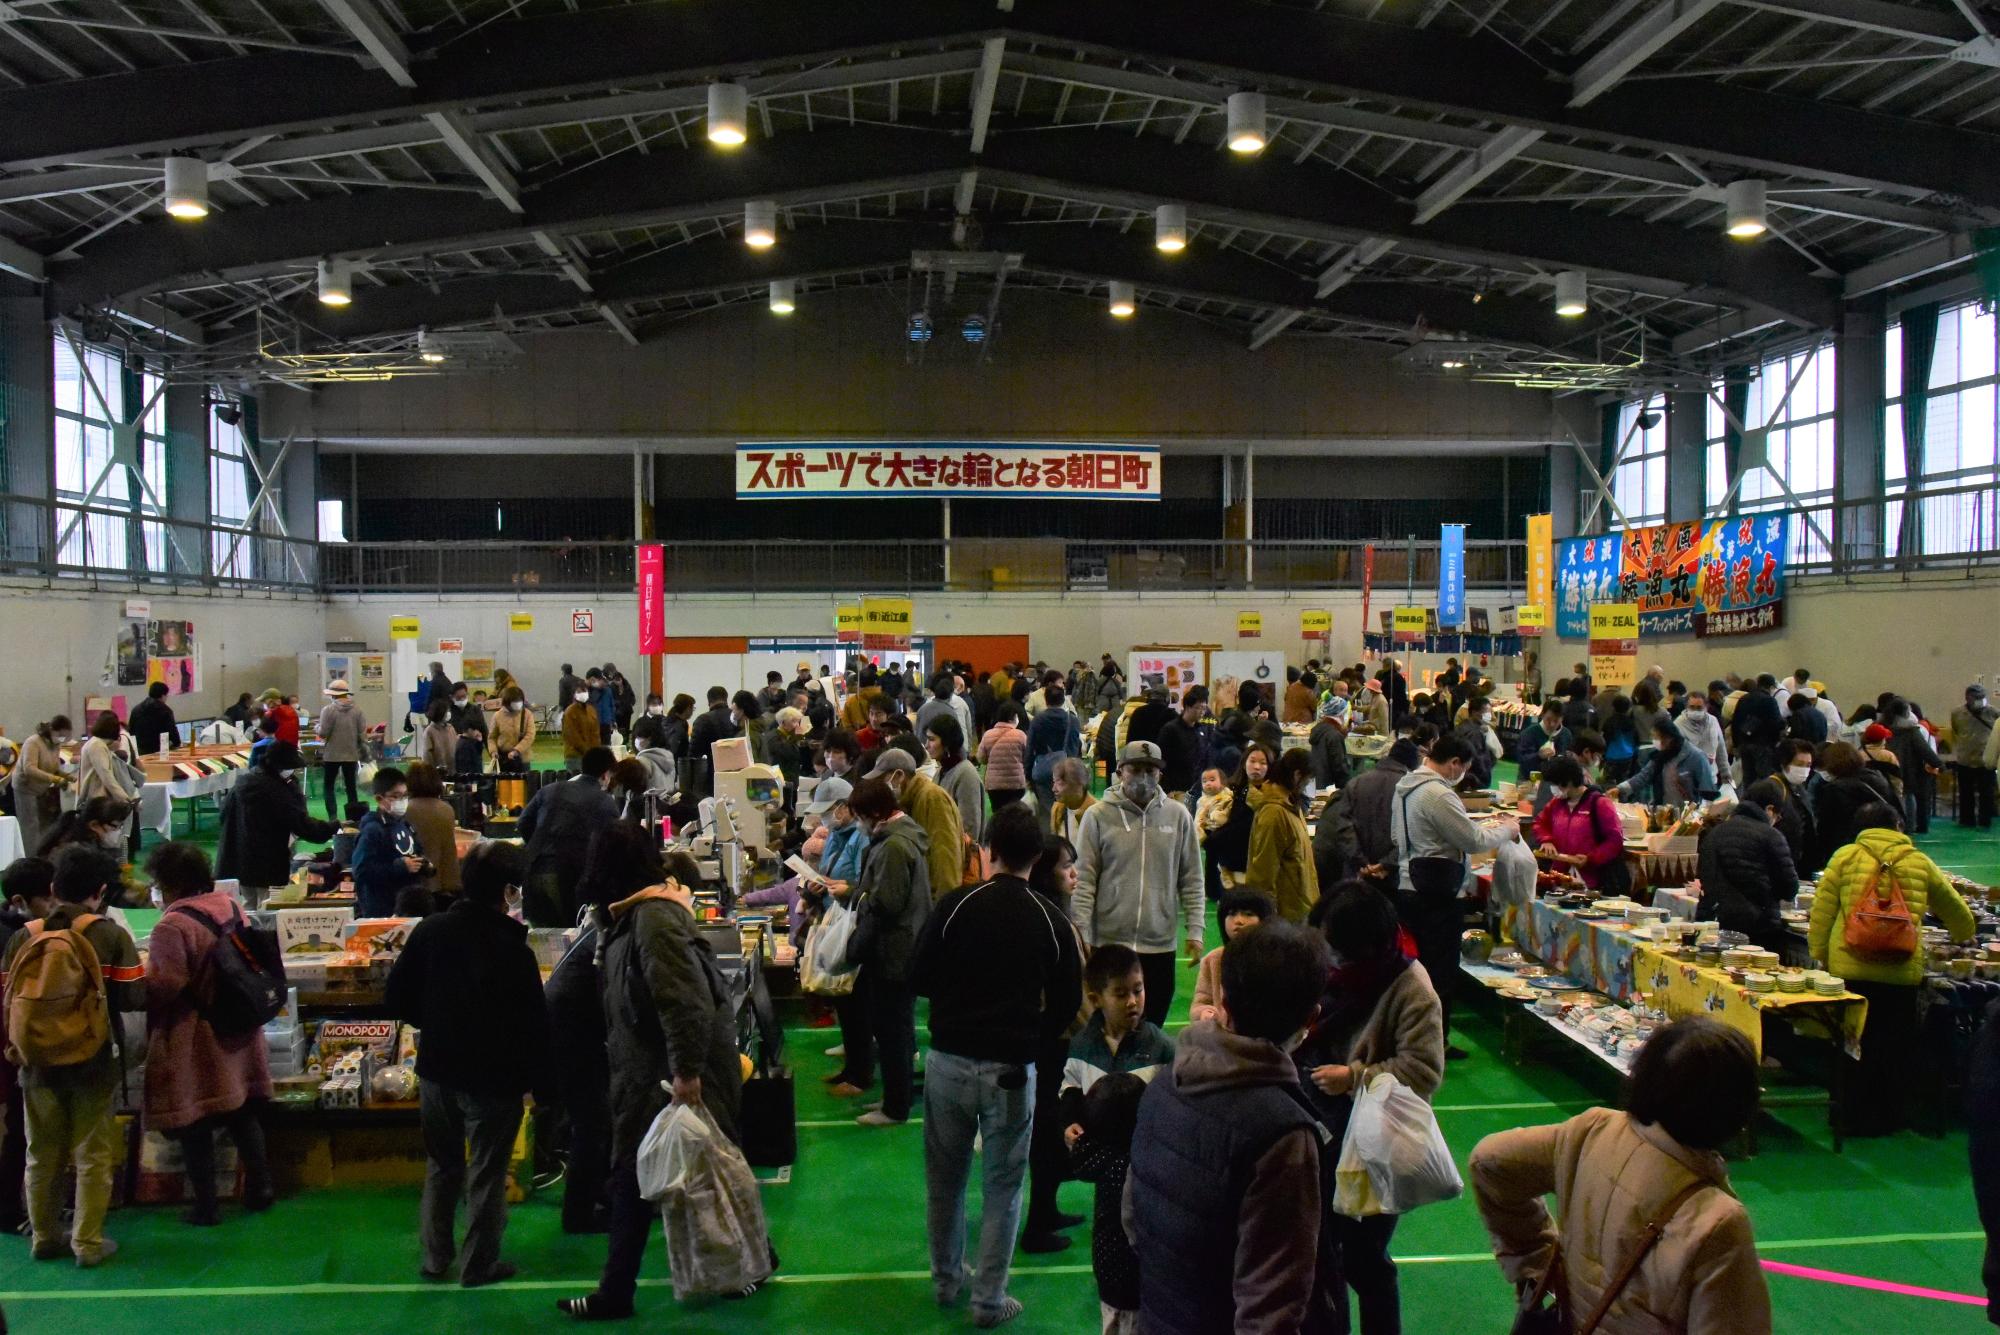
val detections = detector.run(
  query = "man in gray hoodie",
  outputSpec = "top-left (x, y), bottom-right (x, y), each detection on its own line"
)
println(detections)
top-left (314, 679), bottom-right (368, 822)
top-left (1072, 742), bottom-right (1205, 1025)
top-left (1389, 733), bottom-right (1519, 1057)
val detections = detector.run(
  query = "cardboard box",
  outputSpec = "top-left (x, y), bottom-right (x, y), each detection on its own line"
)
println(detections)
top-left (277, 908), bottom-right (353, 955)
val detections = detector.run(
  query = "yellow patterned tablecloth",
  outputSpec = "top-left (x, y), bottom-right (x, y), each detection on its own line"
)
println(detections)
top-left (1630, 945), bottom-right (1868, 1061)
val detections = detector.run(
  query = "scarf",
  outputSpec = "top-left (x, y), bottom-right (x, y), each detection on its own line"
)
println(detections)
top-left (1311, 943), bottom-right (1414, 1048)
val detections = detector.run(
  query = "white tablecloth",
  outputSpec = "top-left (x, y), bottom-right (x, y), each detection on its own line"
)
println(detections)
top-left (141, 768), bottom-right (244, 835)
top-left (0, 816), bottom-right (21, 866)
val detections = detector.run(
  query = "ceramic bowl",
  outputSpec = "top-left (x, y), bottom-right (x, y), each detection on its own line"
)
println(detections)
top-left (1814, 975), bottom-right (1846, 996)
top-left (1743, 972), bottom-right (1775, 993)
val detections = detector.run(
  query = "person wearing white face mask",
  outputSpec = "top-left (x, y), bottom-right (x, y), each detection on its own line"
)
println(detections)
top-left (351, 767), bottom-right (428, 917)
top-left (489, 685), bottom-right (536, 773)
top-left (12, 714), bottom-right (74, 855)
top-left (1769, 738), bottom-right (1822, 874)
top-left (561, 683), bottom-right (603, 774)
top-left (1676, 691), bottom-right (1730, 778)
top-left (1071, 742), bottom-right (1205, 1026)
top-left (215, 741), bottom-right (337, 907)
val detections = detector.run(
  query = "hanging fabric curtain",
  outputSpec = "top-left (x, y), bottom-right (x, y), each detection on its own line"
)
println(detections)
top-left (1720, 368), bottom-right (1749, 505)
top-left (1897, 302), bottom-right (1939, 564)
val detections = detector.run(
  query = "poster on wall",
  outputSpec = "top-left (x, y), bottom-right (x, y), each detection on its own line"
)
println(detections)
top-left (1129, 650), bottom-right (1203, 708)
top-left (1618, 519), bottom-right (1704, 634)
top-left (116, 620), bottom-right (148, 685)
top-left (461, 656), bottom-right (497, 698)
top-left (357, 653), bottom-right (387, 686)
top-left (110, 617), bottom-right (200, 697)
top-left (1697, 512), bottom-right (1788, 638)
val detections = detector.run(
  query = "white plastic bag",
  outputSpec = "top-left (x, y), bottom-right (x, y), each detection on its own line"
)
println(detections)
top-left (1488, 837), bottom-right (1539, 938)
top-left (635, 1099), bottom-right (775, 1300)
top-left (800, 901), bottom-right (858, 995)
top-left (1333, 1073), bottom-right (1463, 1218)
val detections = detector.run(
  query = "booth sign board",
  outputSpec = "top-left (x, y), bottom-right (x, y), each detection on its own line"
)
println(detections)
top-left (388, 616), bottom-right (420, 641)
top-left (737, 442), bottom-right (1161, 500)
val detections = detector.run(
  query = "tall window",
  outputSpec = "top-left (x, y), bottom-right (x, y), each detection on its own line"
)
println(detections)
top-left (1704, 341), bottom-right (1835, 563)
top-left (209, 408), bottom-right (257, 579)
top-left (1885, 302), bottom-right (2000, 557)
top-left (1606, 394), bottom-right (1667, 527)
top-left (53, 335), bottom-right (168, 571)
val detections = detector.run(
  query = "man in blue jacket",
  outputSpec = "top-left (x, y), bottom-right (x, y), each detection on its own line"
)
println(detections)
top-left (352, 766), bottom-right (426, 917)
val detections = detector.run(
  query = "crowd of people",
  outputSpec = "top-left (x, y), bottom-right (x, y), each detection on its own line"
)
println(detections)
top-left (0, 646), bottom-right (1991, 1334)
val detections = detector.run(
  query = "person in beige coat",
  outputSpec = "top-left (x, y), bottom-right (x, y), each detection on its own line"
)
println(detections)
top-left (489, 686), bottom-right (536, 772)
top-left (1469, 1017), bottom-right (1772, 1335)
top-left (414, 700), bottom-right (457, 773)
top-left (314, 680), bottom-right (368, 822)
top-left (11, 715), bottom-right (73, 855)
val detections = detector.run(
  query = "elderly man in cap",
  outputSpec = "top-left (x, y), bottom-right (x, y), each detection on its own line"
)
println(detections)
top-left (868, 749), bottom-right (966, 901)
top-left (1071, 740), bottom-right (1205, 1025)
top-left (314, 678), bottom-right (369, 822)
top-left (1953, 683), bottom-right (1998, 830)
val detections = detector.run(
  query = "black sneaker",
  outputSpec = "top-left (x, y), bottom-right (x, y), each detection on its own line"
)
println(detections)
top-left (1445, 1045), bottom-right (1471, 1062)
top-left (1019, 1230), bottom-right (1072, 1254)
top-left (558, 1293), bottom-right (635, 1322)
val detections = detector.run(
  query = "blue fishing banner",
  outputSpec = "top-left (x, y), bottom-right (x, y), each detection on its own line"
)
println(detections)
top-left (1438, 524), bottom-right (1467, 627)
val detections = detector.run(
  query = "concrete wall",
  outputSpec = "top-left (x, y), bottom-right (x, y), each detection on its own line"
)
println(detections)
top-left (263, 290), bottom-right (1558, 450)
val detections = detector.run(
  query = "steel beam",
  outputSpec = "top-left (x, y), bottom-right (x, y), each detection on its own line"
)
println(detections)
top-left (1410, 126), bottom-right (1544, 223)
top-left (1247, 309), bottom-right (1304, 349)
top-left (424, 110), bottom-right (523, 213)
top-left (1740, 0), bottom-right (1970, 42)
top-left (1316, 238), bottom-right (1396, 296)
top-left (1570, 0), bottom-right (1727, 107)
top-left (317, 0), bottom-right (415, 87)
top-left (1840, 231), bottom-right (1979, 296)
top-left (969, 36), bottom-right (1004, 154)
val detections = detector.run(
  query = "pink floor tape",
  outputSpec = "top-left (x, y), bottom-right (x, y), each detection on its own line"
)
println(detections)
top-left (1761, 1259), bottom-right (1986, 1307)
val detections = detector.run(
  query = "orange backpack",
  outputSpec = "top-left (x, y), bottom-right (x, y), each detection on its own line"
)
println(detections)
top-left (3, 914), bottom-right (112, 1067)
top-left (1842, 847), bottom-right (1919, 962)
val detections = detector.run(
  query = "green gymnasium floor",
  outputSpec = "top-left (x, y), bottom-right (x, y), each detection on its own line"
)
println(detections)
top-left (6, 760), bottom-right (1993, 1332)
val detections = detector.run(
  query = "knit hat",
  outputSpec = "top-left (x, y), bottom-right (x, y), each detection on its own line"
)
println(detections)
top-left (326, 679), bottom-right (352, 697)
top-left (258, 688), bottom-right (283, 704)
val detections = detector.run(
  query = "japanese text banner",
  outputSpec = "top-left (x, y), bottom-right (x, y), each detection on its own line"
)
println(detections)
top-left (736, 443), bottom-right (1161, 500)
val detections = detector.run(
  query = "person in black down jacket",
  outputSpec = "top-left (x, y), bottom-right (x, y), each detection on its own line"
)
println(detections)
top-left (214, 741), bottom-right (336, 898)
top-left (385, 841), bottom-right (551, 1288)
top-left (1314, 740), bottom-right (1419, 890)
top-left (1812, 742), bottom-right (1899, 869)
top-left (127, 681), bottom-right (178, 757)
top-left (1695, 780), bottom-right (1798, 955)
top-left (516, 747), bottom-right (618, 927)
top-left (844, 776), bottom-right (933, 1128)
top-left (560, 846), bottom-right (754, 1323)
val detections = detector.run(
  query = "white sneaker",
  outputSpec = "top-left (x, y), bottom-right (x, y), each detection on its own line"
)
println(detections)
top-left (825, 1043), bottom-right (845, 1058)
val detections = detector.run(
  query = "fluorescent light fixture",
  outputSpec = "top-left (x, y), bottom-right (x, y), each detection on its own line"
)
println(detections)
top-left (744, 199), bottom-right (777, 248)
top-left (1553, 270), bottom-right (1588, 318)
top-left (317, 258), bottom-right (352, 307)
top-left (1440, 360), bottom-right (1466, 370)
top-left (1725, 179), bottom-right (1767, 238)
top-left (417, 329), bottom-right (445, 363)
top-left (1108, 280), bottom-right (1137, 318)
top-left (162, 156), bottom-right (208, 219)
top-left (707, 82), bottom-right (748, 147)
top-left (1226, 92), bottom-right (1268, 154)
top-left (1154, 203), bottom-right (1188, 253)
top-left (769, 279), bottom-right (796, 314)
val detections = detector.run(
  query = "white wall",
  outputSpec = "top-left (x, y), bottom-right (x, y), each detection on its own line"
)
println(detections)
top-left (0, 583), bottom-right (325, 729)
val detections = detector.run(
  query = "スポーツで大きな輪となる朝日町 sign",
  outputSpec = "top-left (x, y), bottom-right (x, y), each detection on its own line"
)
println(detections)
top-left (736, 443), bottom-right (1161, 499)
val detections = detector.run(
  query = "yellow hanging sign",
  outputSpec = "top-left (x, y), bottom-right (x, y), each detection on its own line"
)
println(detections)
top-left (1588, 603), bottom-right (1640, 689)
top-left (1236, 611), bottom-right (1263, 639)
top-left (862, 597), bottom-right (913, 651)
top-left (508, 613), bottom-right (535, 632)
top-left (388, 615), bottom-right (421, 641)
top-left (1299, 609), bottom-right (1333, 636)
top-left (1391, 606), bottom-right (1426, 643)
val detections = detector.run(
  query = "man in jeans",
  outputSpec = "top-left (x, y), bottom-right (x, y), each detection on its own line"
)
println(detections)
top-left (1, 845), bottom-right (144, 1267)
top-left (1072, 741), bottom-right (1206, 1024)
top-left (386, 841), bottom-right (550, 1286)
top-left (913, 805), bottom-right (1083, 1328)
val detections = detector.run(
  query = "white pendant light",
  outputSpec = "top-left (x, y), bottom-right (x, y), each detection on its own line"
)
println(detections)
top-left (769, 279), bottom-right (796, 314)
top-left (1154, 203), bottom-right (1188, 253)
top-left (1108, 280), bottom-right (1137, 318)
top-left (1553, 270), bottom-right (1588, 318)
top-left (1725, 179), bottom-right (1768, 238)
top-left (162, 156), bottom-right (209, 219)
top-left (1226, 91), bottom-right (1268, 154)
top-left (707, 82), bottom-right (748, 148)
top-left (417, 328), bottom-right (445, 363)
top-left (743, 199), bottom-right (777, 249)
top-left (317, 258), bottom-right (352, 307)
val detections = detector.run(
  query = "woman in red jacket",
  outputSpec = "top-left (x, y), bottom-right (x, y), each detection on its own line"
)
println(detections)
top-left (1531, 755), bottom-right (1627, 890)
top-left (260, 689), bottom-right (300, 745)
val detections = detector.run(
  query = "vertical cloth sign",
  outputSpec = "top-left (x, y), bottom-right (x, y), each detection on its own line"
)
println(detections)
top-left (1236, 612), bottom-right (1263, 639)
top-left (1526, 513), bottom-right (1553, 610)
top-left (1360, 543), bottom-right (1376, 644)
top-left (835, 605), bottom-right (864, 643)
top-left (862, 597), bottom-right (913, 651)
top-left (1437, 523), bottom-right (1467, 627)
top-left (637, 544), bottom-right (665, 654)
top-left (1588, 603), bottom-right (1640, 690)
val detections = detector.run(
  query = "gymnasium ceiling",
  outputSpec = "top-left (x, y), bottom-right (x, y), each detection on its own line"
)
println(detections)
top-left (9, 0), bottom-right (2000, 388)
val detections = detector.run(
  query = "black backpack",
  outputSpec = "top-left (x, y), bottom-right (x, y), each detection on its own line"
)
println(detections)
top-left (171, 903), bottom-right (288, 1035)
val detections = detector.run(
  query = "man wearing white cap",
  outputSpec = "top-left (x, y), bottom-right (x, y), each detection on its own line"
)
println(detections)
top-left (1952, 684), bottom-right (1997, 829)
top-left (314, 678), bottom-right (368, 821)
top-left (1071, 741), bottom-right (1204, 1025)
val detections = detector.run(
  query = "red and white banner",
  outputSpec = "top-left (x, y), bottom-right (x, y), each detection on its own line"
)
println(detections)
top-left (636, 545), bottom-right (663, 654)
top-left (736, 443), bottom-right (1161, 500)
top-left (1360, 543), bottom-right (1376, 644)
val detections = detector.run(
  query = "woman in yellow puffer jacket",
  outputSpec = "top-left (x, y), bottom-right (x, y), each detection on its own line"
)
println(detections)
top-left (1807, 809), bottom-right (1975, 1134)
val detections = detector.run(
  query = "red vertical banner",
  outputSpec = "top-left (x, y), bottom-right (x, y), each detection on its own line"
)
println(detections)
top-left (637, 544), bottom-right (664, 654)
top-left (1360, 543), bottom-right (1376, 645)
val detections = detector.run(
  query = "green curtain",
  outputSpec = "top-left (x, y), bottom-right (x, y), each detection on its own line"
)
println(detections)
top-left (1897, 302), bottom-right (1939, 562)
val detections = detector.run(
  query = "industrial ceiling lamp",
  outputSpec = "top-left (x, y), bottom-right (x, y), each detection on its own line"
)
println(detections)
top-left (743, 199), bottom-right (778, 249)
top-left (417, 328), bottom-right (445, 363)
top-left (768, 278), bottom-right (796, 314)
top-left (707, 81), bottom-right (749, 147)
top-left (1226, 92), bottom-right (1268, 154)
top-left (162, 156), bottom-right (209, 220)
top-left (317, 258), bottom-right (352, 307)
top-left (1108, 280), bottom-right (1137, 318)
top-left (1154, 203), bottom-right (1188, 253)
top-left (1553, 270), bottom-right (1588, 318)
top-left (1724, 179), bottom-right (1768, 238)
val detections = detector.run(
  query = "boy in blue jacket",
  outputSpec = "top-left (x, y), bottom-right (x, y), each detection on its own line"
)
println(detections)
top-left (352, 766), bottom-right (426, 917)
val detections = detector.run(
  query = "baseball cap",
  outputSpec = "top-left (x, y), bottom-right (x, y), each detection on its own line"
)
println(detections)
top-left (326, 679), bottom-right (351, 696)
top-left (1971, 683), bottom-right (1990, 698)
top-left (870, 750), bottom-right (916, 777)
top-left (804, 777), bottom-right (853, 815)
top-left (1120, 741), bottom-right (1163, 769)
